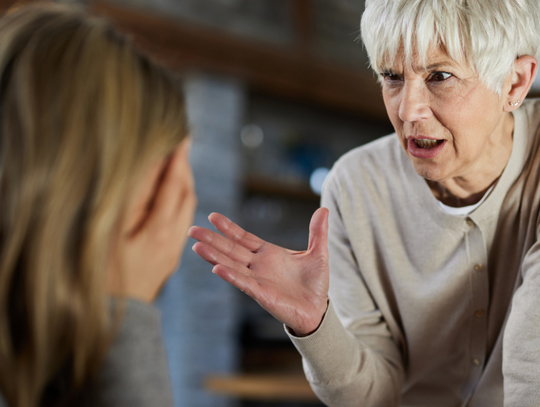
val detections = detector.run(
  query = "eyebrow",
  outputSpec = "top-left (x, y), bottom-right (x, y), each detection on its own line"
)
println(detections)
top-left (379, 61), bottom-right (458, 74)
top-left (423, 62), bottom-right (457, 71)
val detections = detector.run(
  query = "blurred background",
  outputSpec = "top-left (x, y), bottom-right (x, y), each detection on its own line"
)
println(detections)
top-left (2, 0), bottom-right (540, 406)
top-left (83, 3), bottom-right (392, 406)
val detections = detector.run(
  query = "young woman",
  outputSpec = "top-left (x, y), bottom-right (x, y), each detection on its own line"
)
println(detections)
top-left (0, 4), bottom-right (196, 407)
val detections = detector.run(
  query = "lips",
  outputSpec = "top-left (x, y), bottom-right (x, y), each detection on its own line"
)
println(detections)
top-left (407, 136), bottom-right (446, 159)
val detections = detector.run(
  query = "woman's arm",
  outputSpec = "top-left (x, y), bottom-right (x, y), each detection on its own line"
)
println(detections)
top-left (287, 301), bottom-right (403, 407)
top-left (502, 223), bottom-right (540, 407)
top-left (188, 174), bottom-right (404, 406)
top-left (287, 174), bottom-right (403, 407)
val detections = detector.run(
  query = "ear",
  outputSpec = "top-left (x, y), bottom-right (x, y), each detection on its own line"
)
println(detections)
top-left (123, 156), bottom-right (171, 237)
top-left (504, 55), bottom-right (538, 112)
top-left (123, 139), bottom-right (192, 237)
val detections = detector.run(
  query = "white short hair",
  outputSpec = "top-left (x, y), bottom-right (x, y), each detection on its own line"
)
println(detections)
top-left (361, 0), bottom-right (540, 94)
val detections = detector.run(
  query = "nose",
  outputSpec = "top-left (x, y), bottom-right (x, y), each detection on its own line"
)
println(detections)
top-left (398, 82), bottom-right (432, 123)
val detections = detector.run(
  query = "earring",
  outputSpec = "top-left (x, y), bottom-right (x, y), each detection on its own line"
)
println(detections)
top-left (509, 100), bottom-right (521, 107)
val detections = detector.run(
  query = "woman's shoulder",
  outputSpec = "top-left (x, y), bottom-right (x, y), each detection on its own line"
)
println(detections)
top-left (335, 133), bottom-right (400, 168)
top-left (521, 97), bottom-right (540, 111)
top-left (520, 98), bottom-right (540, 135)
top-left (511, 98), bottom-right (540, 169)
top-left (328, 133), bottom-right (404, 185)
top-left (79, 299), bottom-right (173, 407)
top-left (323, 132), bottom-right (412, 204)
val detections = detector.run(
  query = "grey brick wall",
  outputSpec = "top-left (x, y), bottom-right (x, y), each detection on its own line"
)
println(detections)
top-left (156, 75), bottom-right (245, 407)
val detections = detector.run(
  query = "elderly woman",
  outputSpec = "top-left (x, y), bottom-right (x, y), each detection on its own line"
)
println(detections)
top-left (190, 0), bottom-right (540, 406)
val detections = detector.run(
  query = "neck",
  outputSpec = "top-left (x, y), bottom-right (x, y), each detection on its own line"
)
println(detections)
top-left (429, 112), bottom-right (515, 207)
top-left (428, 180), bottom-right (496, 207)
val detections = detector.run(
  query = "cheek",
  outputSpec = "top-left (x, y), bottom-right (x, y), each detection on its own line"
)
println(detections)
top-left (449, 82), bottom-right (500, 126)
top-left (443, 96), bottom-right (499, 146)
top-left (382, 90), bottom-right (410, 153)
top-left (382, 90), bottom-right (403, 130)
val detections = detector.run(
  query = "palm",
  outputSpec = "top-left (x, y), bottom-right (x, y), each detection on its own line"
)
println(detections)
top-left (188, 208), bottom-right (329, 336)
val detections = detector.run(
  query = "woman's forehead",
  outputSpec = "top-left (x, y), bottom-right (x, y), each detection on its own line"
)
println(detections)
top-left (381, 46), bottom-right (468, 73)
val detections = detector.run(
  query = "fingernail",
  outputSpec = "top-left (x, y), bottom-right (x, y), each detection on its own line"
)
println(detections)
top-left (211, 266), bottom-right (217, 274)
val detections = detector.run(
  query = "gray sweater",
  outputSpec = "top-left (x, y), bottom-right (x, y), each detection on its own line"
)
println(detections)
top-left (0, 300), bottom-right (173, 407)
top-left (289, 99), bottom-right (540, 407)
top-left (80, 300), bottom-right (174, 407)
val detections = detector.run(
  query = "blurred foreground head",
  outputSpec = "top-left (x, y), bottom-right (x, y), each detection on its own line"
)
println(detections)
top-left (0, 4), bottom-right (187, 406)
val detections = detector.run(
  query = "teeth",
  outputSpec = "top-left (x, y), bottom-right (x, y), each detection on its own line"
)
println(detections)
top-left (414, 139), bottom-right (441, 148)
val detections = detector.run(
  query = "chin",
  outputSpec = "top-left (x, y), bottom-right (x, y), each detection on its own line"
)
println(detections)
top-left (410, 161), bottom-right (448, 182)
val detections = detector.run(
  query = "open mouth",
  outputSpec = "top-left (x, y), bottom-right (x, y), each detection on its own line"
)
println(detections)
top-left (413, 139), bottom-right (444, 149)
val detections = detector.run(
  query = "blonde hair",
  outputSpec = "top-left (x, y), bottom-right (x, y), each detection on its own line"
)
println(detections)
top-left (361, 0), bottom-right (540, 94)
top-left (0, 4), bottom-right (187, 406)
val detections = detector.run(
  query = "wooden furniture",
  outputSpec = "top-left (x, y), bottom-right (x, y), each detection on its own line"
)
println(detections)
top-left (205, 373), bottom-right (321, 403)
top-left (89, 0), bottom-right (388, 120)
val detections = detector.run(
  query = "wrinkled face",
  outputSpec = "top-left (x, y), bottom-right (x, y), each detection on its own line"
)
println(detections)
top-left (380, 47), bottom-right (510, 183)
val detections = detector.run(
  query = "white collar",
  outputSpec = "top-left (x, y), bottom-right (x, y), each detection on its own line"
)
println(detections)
top-left (437, 184), bottom-right (495, 216)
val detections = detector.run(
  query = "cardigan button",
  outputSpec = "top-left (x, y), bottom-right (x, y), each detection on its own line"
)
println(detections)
top-left (474, 264), bottom-right (484, 271)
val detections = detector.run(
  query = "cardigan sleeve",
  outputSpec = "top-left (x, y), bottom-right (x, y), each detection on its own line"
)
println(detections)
top-left (286, 173), bottom-right (404, 407)
top-left (502, 223), bottom-right (540, 407)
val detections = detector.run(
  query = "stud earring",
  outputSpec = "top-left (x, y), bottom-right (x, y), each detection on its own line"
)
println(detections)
top-left (510, 100), bottom-right (521, 107)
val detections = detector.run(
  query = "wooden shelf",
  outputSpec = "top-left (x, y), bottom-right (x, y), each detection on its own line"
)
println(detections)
top-left (205, 373), bottom-right (320, 402)
top-left (89, 0), bottom-right (388, 120)
top-left (244, 175), bottom-right (320, 202)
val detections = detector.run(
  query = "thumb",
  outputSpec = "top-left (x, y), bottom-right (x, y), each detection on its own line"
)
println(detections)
top-left (308, 207), bottom-right (329, 255)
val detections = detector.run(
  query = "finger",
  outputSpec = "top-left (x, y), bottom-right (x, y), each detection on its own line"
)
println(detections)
top-left (307, 207), bottom-right (329, 255)
top-left (212, 263), bottom-right (258, 299)
top-left (188, 226), bottom-right (253, 267)
top-left (208, 212), bottom-right (264, 252)
top-left (192, 241), bottom-right (250, 275)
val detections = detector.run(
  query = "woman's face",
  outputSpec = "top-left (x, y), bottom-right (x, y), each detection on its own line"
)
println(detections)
top-left (381, 47), bottom-right (513, 184)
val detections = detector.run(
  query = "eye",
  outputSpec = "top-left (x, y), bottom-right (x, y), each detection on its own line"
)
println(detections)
top-left (428, 71), bottom-right (452, 82)
top-left (380, 72), bottom-right (403, 82)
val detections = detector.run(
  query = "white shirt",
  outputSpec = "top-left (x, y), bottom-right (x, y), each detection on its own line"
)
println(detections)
top-left (438, 185), bottom-right (495, 216)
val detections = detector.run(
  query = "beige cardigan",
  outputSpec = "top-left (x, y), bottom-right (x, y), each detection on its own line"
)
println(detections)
top-left (289, 99), bottom-right (540, 407)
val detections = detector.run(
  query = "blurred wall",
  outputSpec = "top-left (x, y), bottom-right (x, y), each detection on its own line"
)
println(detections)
top-left (156, 75), bottom-right (246, 407)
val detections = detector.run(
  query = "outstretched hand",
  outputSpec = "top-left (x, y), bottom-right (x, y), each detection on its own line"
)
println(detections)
top-left (188, 208), bottom-right (329, 336)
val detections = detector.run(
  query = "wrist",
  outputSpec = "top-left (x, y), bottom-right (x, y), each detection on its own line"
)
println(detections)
top-left (288, 299), bottom-right (329, 337)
